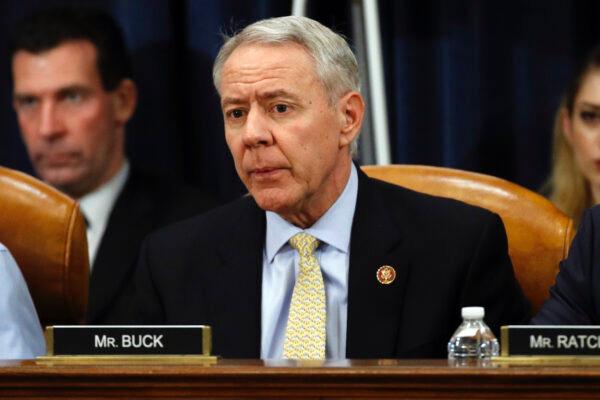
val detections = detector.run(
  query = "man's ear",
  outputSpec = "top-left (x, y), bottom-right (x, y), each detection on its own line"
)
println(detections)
top-left (562, 108), bottom-right (574, 145)
top-left (112, 79), bottom-right (137, 125)
top-left (338, 91), bottom-right (365, 148)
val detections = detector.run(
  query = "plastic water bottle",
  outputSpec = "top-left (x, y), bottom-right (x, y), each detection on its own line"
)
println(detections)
top-left (447, 306), bottom-right (499, 363)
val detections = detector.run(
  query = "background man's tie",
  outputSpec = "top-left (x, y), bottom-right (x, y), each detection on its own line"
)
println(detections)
top-left (283, 232), bottom-right (326, 359)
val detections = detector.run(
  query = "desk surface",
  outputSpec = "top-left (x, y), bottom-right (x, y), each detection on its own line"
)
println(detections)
top-left (2, 358), bottom-right (600, 399)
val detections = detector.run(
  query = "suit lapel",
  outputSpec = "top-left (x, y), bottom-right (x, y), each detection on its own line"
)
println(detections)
top-left (207, 198), bottom-right (265, 358)
top-left (346, 169), bottom-right (410, 358)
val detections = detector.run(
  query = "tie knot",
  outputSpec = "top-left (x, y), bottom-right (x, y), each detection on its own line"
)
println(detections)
top-left (289, 232), bottom-right (319, 256)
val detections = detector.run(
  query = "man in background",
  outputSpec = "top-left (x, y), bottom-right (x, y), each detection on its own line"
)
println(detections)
top-left (129, 16), bottom-right (530, 359)
top-left (9, 8), bottom-right (215, 323)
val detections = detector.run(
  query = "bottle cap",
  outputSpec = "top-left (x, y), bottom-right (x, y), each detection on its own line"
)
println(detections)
top-left (461, 306), bottom-right (484, 319)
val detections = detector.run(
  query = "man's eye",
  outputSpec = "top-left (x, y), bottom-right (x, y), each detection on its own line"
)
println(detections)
top-left (229, 109), bottom-right (245, 119)
top-left (63, 91), bottom-right (83, 103)
top-left (273, 104), bottom-right (288, 113)
top-left (16, 97), bottom-right (38, 109)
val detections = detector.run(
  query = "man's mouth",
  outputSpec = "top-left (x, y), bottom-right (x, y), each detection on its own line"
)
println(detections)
top-left (37, 152), bottom-right (79, 167)
top-left (250, 167), bottom-right (285, 179)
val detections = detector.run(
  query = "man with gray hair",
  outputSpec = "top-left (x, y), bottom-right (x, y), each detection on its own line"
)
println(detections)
top-left (130, 16), bottom-right (530, 359)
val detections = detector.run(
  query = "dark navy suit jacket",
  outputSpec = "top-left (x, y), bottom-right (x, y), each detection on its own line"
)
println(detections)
top-left (533, 205), bottom-right (600, 325)
top-left (87, 169), bottom-right (215, 323)
top-left (130, 168), bottom-right (530, 358)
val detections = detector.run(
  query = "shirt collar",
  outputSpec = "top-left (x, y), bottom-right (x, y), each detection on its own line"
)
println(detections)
top-left (79, 160), bottom-right (130, 231)
top-left (265, 163), bottom-right (358, 262)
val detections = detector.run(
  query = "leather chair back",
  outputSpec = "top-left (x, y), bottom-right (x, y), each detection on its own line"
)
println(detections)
top-left (0, 166), bottom-right (88, 326)
top-left (362, 164), bottom-right (575, 314)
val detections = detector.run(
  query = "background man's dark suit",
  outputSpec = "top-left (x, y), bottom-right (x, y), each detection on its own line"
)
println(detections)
top-left (533, 205), bottom-right (600, 325)
top-left (131, 169), bottom-right (530, 358)
top-left (87, 169), bottom-right (215, 324)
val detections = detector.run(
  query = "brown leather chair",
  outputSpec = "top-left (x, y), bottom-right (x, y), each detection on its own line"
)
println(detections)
top-left (362, 164), bottom-right (575, 314)
top-left (0, 166), bottom-right (88, 326)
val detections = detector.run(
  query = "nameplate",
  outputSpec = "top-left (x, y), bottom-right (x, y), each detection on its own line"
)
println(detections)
top-left (45, 325), bottom-right (212, 356)
top-left (501, 325), bottom-right (600, 356)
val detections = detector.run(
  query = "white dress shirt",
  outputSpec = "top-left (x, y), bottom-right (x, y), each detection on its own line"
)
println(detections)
top-left (0, 243), bottom-right (46, 359)
top-left (261, 164), bottom-right (358, 359)
top-left (79, 161), bottom-right (130, 268)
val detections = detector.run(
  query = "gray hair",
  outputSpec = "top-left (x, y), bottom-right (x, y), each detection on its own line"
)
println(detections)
top-left (212, 16), bottom-right (360, 105)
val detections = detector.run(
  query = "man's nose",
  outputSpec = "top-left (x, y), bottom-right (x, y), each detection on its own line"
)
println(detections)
top-left (242, 109), bottom-right (273, 147)
top-left (38, 102), bottom-right (65, 139)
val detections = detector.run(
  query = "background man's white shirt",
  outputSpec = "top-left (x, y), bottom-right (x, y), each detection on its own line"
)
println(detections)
top-left (79, 161), bottom-right (129, 267)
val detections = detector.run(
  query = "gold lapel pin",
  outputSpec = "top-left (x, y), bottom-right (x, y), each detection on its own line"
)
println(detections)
top-left (376, 265), bottom-right (396, 285)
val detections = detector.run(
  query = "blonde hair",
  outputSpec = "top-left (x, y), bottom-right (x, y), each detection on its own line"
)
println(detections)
top-left (545, 99), bottom-right (592, 227)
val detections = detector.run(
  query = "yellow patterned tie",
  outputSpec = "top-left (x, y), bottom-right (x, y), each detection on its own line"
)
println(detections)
top-left (283, 233), bottom-right (326, 359)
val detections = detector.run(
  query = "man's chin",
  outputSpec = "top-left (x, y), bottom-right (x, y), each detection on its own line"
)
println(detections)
top-left (39, 170), bottom-right (88, 197)
top-left (251, 189), bottom-right (296, 215)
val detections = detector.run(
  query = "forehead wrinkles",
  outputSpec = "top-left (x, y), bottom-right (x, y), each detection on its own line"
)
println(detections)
top-left (221, 69), bottom-right (319, 106)
top-left (220, 43), bottom-right (319, 88)
top-left (222, 65), bottom-right (295, 86)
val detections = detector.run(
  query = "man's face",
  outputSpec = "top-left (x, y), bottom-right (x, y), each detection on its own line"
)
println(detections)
top-left (12, 39), bottom-right (130, 198)
top-left (219, 43), bottom-right (363, 227)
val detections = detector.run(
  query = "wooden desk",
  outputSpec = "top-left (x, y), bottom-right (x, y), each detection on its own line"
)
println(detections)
top-left (2, 358), bottom-right (600, 399)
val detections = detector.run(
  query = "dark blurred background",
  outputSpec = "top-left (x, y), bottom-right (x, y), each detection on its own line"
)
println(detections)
top-left (1, 0), bottom-right (599, 203)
